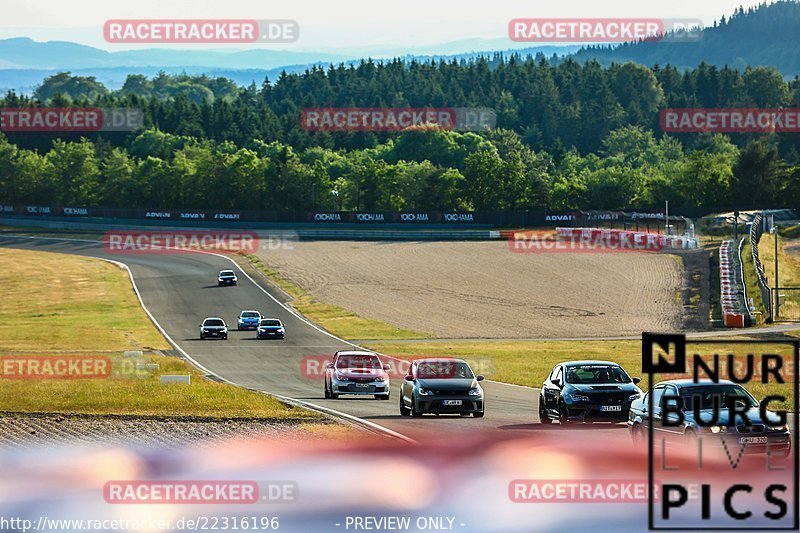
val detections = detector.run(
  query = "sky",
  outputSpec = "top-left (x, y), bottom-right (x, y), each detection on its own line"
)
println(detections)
top-left (0, 0), bottom-right (775, 52)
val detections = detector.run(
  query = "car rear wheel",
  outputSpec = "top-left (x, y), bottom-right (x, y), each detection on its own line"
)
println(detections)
top-left (399, 396), bottom-right (410, 416)
top-left (539, 398), bottom-right (552, 424)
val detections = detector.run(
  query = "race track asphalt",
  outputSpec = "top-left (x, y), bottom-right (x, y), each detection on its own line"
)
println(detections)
top-left (0, 235), bottom-right (633, 445)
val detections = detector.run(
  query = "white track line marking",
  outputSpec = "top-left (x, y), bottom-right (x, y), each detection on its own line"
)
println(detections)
top-left (0, 235), bottom-right (414, 443)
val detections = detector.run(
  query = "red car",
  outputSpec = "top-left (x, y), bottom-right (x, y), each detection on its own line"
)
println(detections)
top-left (324, 350), bottom-right (391, 400)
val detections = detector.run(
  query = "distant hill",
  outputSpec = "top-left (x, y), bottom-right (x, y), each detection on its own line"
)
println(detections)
top-left (4, 2), bottom-right (800, 95)
top-left (0, 37), bottom-right (579, 93)
top-left (571, 1), bottom-right (800, 75)
top-left (0, 37), bottom-right (353, 70)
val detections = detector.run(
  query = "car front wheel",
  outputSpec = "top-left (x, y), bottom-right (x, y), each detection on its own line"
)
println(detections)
top-left (410, 397), bottom-right (423, 417)
top-left (631, 423), bottom-right (645, 447)
top-left (558, 402), bottom-right (571, 425)
top-left (539, 398), bottom-right (552, 424)
top-left (399, 396), bottom-right (410, 416)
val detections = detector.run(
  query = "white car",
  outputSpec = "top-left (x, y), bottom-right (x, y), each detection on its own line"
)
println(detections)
top-left (200, 317), bottom-right (228, 340)
top-left (217, 270), bottom-right (238, 286)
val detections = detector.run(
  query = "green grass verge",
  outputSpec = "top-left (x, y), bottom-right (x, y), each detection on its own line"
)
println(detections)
top-left (0, 248), bottom-right (170, 352)
top-left (0, 351), bottom-right (318, 419)
top-left (242, 253), bottom-right (428, 340)
top-left (760, 231), bottom-right (800, 320)
top-left (0, 247), bottom-right (319, 420)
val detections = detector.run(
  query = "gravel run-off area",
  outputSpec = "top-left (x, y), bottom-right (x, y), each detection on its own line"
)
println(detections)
top-left (258, 240), bottom-right (691, 339)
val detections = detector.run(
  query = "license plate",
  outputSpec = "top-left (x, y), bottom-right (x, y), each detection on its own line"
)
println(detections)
top-left (600, 405), bottom-right (622, 412)
top-left (354, 383), bottom-right (370, 389)
top-left (443, 400), bottom-right (462, 406)
top-left (739, 436), bottom-right (768, 444)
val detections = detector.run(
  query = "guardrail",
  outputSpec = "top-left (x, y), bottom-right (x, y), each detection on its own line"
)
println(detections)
top-left (0, 217), bottom-right (500, 241)
top-left (749, 213), bottom-right (772, 320)
top-left (719, 239), bottom-right (753, 327)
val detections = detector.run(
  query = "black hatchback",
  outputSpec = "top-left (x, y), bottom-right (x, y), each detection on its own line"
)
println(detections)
top-left (539, 360), bottom-right (642, 424)
top-left (399, 358), bottom-right (485, 417)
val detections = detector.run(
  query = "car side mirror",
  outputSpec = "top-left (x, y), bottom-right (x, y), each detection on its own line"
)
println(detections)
top-left (237, 316), bottom-right (240, 319)
top-left (383, 364), bottom-right (390, 371)
top-left (404, 375), bottom-right (414, 382)
top-left (632, 377), bottom-right (641, 385)
top-left (326, 363), bottom-right (334, 370)
top-left (476, 375), bottom-right (485, 382)
top-left (552, 378), bottom-right (561, 388)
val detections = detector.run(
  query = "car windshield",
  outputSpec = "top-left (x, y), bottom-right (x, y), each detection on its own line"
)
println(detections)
top-left (337, 355), bottom-right (381, 369)
top-left (417, 361), bottom-right (474, 379)
top-left (566, 365), bottom-right (631, 384)
top-left (260, 320), bottom-right (281, 327)
top-left (242, 312), bottom-right (259, 318)
top-left (679, 385), bottom-right (756, 411)
top-left (204, 319), bottom-right (224, 327)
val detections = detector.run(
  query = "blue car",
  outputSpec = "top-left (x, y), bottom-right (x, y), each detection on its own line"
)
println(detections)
top-left (256, 318), bottom-right (285, 339)
top-left (237, 310), bottom-right (261, 330)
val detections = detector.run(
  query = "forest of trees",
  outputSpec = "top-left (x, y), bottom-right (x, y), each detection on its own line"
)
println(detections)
top-left (2, 52), bottom-right (800, 211)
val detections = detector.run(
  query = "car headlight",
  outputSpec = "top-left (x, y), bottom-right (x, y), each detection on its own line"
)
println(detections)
top-left (335, 374), bottom-right (349, 382)
top-left (628, 393), bottom-right (641, 402)
top-left (373, 376), bottom-right (385, 382)
top-left (709, 426), bottom-right (727, 434)
top-left (570, 393), bottom-right (590, 402)
top-left (277, 328), bottom-right (285, 333)
top-left (418, 388), bottom-right (433, 396)
top-left (469, 387), bottom-right (482, 396)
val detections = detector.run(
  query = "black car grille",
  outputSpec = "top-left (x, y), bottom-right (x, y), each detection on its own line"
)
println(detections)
top-left (736, 424), bottom-right (766, 434)
top-left (432, 389), bottom-right (470, 396)
top-left (585, 391), bottom-right (631, 404)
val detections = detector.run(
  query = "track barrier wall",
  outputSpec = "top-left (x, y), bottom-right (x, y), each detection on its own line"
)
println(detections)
top-left (719, 239), bottom-right (754, 328)
top-left (749, 212), bottom-right (772, 320)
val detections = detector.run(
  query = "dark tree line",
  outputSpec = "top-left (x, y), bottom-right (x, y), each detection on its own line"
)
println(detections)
top-left (2, 55), bottom-right (800, 211)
